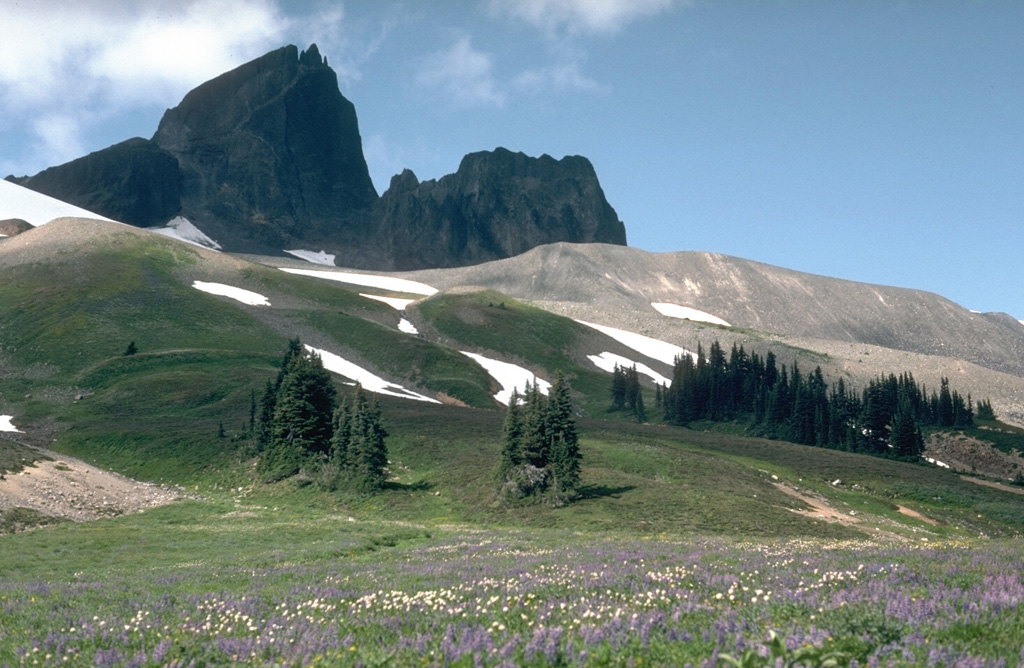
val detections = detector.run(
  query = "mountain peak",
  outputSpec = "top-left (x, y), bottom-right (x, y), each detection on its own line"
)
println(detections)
top-left (299, 43), bottom-right (326, 68)
top-left (9, 45), bottom-right (628, 268)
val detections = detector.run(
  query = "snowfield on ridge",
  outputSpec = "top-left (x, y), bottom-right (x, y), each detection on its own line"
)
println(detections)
top-left (192, 281), bottom-right (270, 306)
top-left (279, 268), bottom-right (438, 296)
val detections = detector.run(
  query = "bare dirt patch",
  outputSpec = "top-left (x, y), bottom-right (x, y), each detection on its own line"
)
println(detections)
top-left (772, 482), bottom-right (859, 526)
top-left (0, 447), bottom-right (185, 525)
top-left (771, 482), bottom-right (929, 541)
top-left (896, 505), bottom-right (938, 525)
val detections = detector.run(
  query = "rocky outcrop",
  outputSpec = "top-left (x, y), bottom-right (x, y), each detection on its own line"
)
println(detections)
top-left (376, 149), bottom-right (627, 269)
top-left (10, 44), bottom-right (627, 267)
top-left (151, 43), bottom-right (379, 254)
top-left (0, 219), bottom-right (33, 237)
top-left (9, 138), bottom-right (180, 226)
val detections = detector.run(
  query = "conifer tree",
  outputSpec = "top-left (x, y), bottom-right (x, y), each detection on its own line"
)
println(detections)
top-left (891, 394), bottom-right (924, 460)
top-left (258, 343), bottom-right (337, 481)
top-left (610, 366), bottom-right (627, 411)
top-left (271, 351), bottom-right (337, 457)
top-left (330, 384), bottom-right (389, 491)
top-left (254, 378), bottom-right (277, 451)
top-left (547, 371), bottom-right (582, 498)
top-left (498, 389), bottom-right (524, 480)
top-left (521, 382), bottom-right (549, 469)
top-left (330, 398), bottom-right (352, 470)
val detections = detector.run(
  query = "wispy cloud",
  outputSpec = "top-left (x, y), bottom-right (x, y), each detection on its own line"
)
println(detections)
top-left (487, 0), bottom-right (682, 37)
top-left (0, 0), bottom-right (290, 173)
top-left (416, 36), bottom-right (507, 108)
top-left (0, 0), bottom-right (391, 176)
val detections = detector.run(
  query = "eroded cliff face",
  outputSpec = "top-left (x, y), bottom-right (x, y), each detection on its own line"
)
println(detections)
top-left (9, 45), bottom-right (627, 268)
top-left (151, 44), bottom-right (379, 254)
top-left (375, 149), bottom-right (627, 270)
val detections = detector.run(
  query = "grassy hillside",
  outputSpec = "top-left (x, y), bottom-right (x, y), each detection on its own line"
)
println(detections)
top-left (1, 226), bottom-right (1022, 538)
top-left (4, 226), bottom-right (1024, 666)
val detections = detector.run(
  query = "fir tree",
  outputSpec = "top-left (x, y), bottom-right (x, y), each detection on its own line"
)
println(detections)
top-left (271, 351), bottom-right (337, 456)
top-left (498, 389), bottom-right (524, 480)
top-left (546, 371), bottom-right (582, 499)
top-left (254, 379), bottom-right (277, 451)
top-left (258, 343), bottom-right (337, 481)
top-left (329, 384), bottom-right (389, 491)
top-left (521, 382), bottom-right (549, 469)
top-left (890, 394), bottom-right (924, 460)
top-left (610, 366), bottom-right (627, 411)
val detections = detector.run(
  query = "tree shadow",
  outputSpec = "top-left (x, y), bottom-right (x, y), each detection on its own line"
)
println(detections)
top-left (383, 479), bottom-right (433, 492)
top-left (576, 484), bottom-right (636, 500)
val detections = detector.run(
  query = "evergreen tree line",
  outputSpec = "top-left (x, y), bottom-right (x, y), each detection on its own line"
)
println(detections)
top-left (645, 340), bottom-right (987, 460)
top-left (253, 339), bottom-right (389, 491)
top-left (499, 371), bottom-right (582, 504)
top-left (610, 364), bottom-right (646, 423)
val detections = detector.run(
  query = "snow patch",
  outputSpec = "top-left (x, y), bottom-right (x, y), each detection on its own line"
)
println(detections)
top-left (461, 351), bottom-right (550, 406)
top-left (149, 216), bottom-right (221, 251)
top-left (1018, 319), bottom-right (1024, 327)
top-left (0, 415), bottom-right (22, 433)
top-left (587, 352), bottom-right (672, 387)
top-left (651, 302), bottom-right (730, 327)
top-left (576, 320), bottom-right (693, 366)
top-left (0, 179), bottom-right (116, 226)
top-left (307, 345), bottom-right (440, 404)
top-left (192, 281), bottom-right (270, 306)
top-left (360, 294), bottom-right (417, 311)
top-left (284, 249), bottom-right (335, 266)
top-left (279, 268), bottom-right (438, 296)
top-left (925, 457), bottom-right (951, 469)
top-left (398, 318), bottom-right (419, 335)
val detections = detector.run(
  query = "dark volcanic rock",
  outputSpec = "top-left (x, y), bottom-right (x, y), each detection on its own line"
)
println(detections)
top-left (375, 148), bottom-right (627, 269)
top-left (11, 138), bottom-right (180, 226)
top-left (11, 45), bottom-right (627, 267)
top-left (152, 43), bottom-right (378, 254)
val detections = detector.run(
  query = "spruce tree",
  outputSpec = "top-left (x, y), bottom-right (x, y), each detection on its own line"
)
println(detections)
top-left (272, 351), bottom-right (337, 457)
top-left (330, 398), bottom-right (352, 470)
top-left (498, 389), bottom-right (524, 480)
top-left (521, 382), bottom-right (549, 469)
top-left (547, 371), bottom-right (581, 498)
top-left (610, 366), bottom-right (627, 411)
top-left (259, 345), bottom-right (337, 481)
top-left (254, 378), bottom-right (277, 452)
top-left (359, 393), bottom-right (390, 491)
top-left (891, 394), bottom-right (924, 460)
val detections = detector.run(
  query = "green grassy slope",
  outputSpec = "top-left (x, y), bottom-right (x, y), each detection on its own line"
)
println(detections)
top-left (1, 226), bottom-right (1024, 542)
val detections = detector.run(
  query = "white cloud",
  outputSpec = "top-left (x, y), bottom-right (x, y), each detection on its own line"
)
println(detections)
top-left (0, 0), bottom-right (392, 177)
top-left (416, 36), bottom-right (506, 107)
top-left (488, 0), bottom-right (681, 36)
top-left (0, 0), bottom-right (291, 174)
top-left (513, 58), bottom-right (606, 96)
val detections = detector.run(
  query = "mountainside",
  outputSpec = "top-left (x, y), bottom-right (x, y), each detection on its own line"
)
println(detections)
top-left (10, 138), bottom-right (180, 227)
top-left (3, 217), bottom-right (1024, 550)
top-left (401, 242), bottom-right (1024, 425)
top-left (7, 44), bottom-right (627, 267)
top-left (375, 149), bottom-right (626, 270)
top-left (152, 44), bottom-right (379, 255)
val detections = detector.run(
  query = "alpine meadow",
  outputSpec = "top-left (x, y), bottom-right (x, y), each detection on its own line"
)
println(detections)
top-left (4, 27), bottom-right (1024, 668)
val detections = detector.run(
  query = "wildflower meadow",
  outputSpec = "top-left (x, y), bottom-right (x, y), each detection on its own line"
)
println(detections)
top-left (2, 527), bottom-right (1022, 667)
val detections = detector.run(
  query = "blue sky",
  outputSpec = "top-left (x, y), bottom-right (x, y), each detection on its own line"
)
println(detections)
top-left (2, 1), bottom-right (1022, 319)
